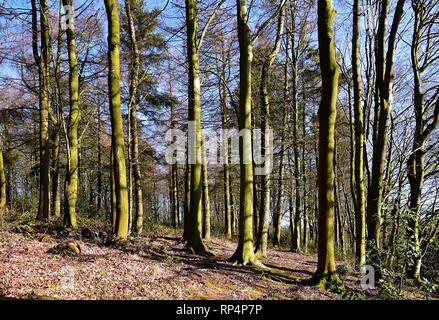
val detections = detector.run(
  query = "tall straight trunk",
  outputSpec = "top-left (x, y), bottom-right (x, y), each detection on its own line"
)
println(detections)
top-left (352, 0), bottom-right (366, 268)
top-left (104, 0), bottom-right (129, 240)
top-left (256, 2), bottom-right (285, 257)
top-left (33, 0), bottom-right (51, 221)
top-left (183, 161), bottom-right (190, 239)
top-left (290, 6), bottom-right (301, 251)
top-left (288, 150), bottom-right (295, 249)
top-left (171, 164), bottom-right (179, 228)
top-left (367, 0), bottom-right (405, 273)
top-left (62, 0), bottom-right (80, 229)
top-left (0, 137), bottom-right (6, 211)
top-left (274, 34), bottom-right (288, 252)
top-left (185, 0), bottom-right (209, 254)
top-left (301, 59), bottom-right (308, 252)
top-left (387, 166), bottom-right (403, 268)
top-left (97, 104), bottom-right (102, 210)
top-left (314, 0), bottom-right (342, 289)
top-left (51, 129), bottom-right (61, 217)
top-left (231, 0), bottom-right (257, 265)
top-left (231, 186), bottom-right (237, 236)
top-left (201, 138), bottom-right (211, 240)
top-left (125, 0), bottom-right (144, 235)
top-left (51, 10), bottom-right (62, 218)
top-left (219, 64), bottom-right (232, 239)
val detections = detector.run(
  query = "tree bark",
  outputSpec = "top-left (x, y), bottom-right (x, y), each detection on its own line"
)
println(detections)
top-left (230, 0), bottom-right (258, 265)
top-left (125, 0), bottom-right (144, 235)
top-left (352, 0), bottom-right (366, 268)
top-left (313, 0), bottom-right (342, 289)
top-left (33, 0), bottom-right (51, 222)
top-left (62, 0), bottom-right (80, 229)
top-left (104, 0), bottom-right (129, 240)
top-left (185, 0), bottom-right (210, 254)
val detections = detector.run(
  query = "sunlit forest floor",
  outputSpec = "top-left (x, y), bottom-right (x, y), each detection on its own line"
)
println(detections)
top-left (0, 212), bottom-right (435, 300)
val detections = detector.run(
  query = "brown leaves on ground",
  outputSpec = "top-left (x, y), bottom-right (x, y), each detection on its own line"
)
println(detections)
top-left (0, 229), bottom-right (361, 300)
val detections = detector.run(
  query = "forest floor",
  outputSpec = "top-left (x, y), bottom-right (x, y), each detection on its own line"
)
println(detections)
top-left (0, 214), bottom-right (432, 300)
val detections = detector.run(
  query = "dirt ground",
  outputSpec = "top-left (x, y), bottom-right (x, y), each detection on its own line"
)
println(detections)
top-left (0, 220), bottom-right (375, 300)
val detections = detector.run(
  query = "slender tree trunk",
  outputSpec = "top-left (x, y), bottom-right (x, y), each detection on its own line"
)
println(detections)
top-left (406, 0), bottom-right (439, 281)
top-left (201, 138), bottom-right (211, 241)
top-left (62, 0), bottom-right (80, 229)
top-left (125, 0), bottom-right (144, 235)
top-left (352, 0), bottom-right (366, 268)
top-left (219, 66), bottom-right (232, 239)
top-left (313, 0), bottom-right (342, 289)
top-left (105, 0), bottom-right (129, 240)
top-left (367, 0), bottom-right (405, 275)
top-left (290, 6), bottom-right (301, 251)
top-left (273, 33), bottom-right (288, 253)
top-left (0, 136), bottom-right (6, 211)
top-left (185, 0), bottom-right (210, 254)
top-left (256, 2), bottom-right (284, 257)
top-left (231, 0), bottom-right (258, 265)
top-left (33, 0), bottom-right (51, 222)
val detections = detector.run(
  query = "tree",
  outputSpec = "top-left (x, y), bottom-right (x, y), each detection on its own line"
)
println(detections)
top-left (104, 0), bottom-right (130, 240)
top-left (406, 0), bottom-right (439, 281)
top-left (352, 0), bottom-right (366, 268)
top-left (62, 0), bottom-right (80, 229)
top-left (313, 0), bottom-right (342, 290)
top-left (367, 0), bottom-right (405, 273)
top-left (32, 0), bottom-right (51, 221)
top-left (255, 0), bottom-right (285, 258)
top-left (0, 132), bottom-right (6, 211)
top-left (230, 0), bottom-right (258, 265)
top-left (185, 0), bottom-right (223, 254)
top-left (290, 2), bottom-right (302, 252)
top-left (124, 0), bottom-right (144, 235)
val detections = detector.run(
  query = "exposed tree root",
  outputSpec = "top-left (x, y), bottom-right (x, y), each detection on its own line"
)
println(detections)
top-left (307, 272), bottom-right (345, 293)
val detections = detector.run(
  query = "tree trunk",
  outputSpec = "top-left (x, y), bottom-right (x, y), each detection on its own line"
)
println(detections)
top-left (230, 0), bottom-right (258, 265)
top-left (62, 0), bottom-right (80, 229)
top-left (367, 0), bottom-right (405, 275)
top-left (290, 6), bottom-right (301, 252)
top-left (255, 2), bottom-right (284, 258)
top-left (201, 138), bottom-right (211, 241)
top-left (0, 136), bottom-right (6, 211)
top-left (104, 0), bottom-right (129, 240)
top-left (125, 0), bottom-right (144, 235)
top-left (352, 0), bottom-right (366, 268)
top-left (406, 0), bottom-right (439, 281)
top-left (33, 0), bottom-right (51, 222)
top-left (313, 0), bottom-right (342, 289)
top-left (185, 0), bottom-right (210, 254)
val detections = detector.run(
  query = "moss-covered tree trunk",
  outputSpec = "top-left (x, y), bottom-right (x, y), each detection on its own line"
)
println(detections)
top-left (352, 0), bottom-right (366, 268)
top-left (230, 0), bottom-right (258, 266)
top-left (62, 0), bottom-right (80, 229)
top-left (104, 0), bottom-right (129, 240)
top-left (185, 0), bottom-right (209, 254)
top-left (125, 0), bottom-right (144, 235)
top-left (314, 0), bottom-right (342, 290)
top-left (33, 0), bottom-right (51, 222)
top-left (201, 138), bottom-right (211, 241)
